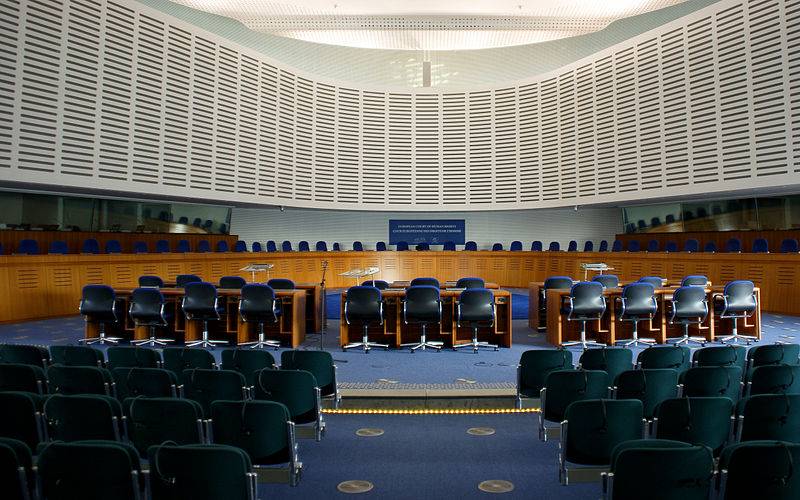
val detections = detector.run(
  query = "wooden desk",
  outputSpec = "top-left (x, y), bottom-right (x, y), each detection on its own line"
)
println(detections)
top-left (87, 288), bottom-right (306, 347)
top-left (533, 283), bottom-right (761, 347)
top-left (339, 288), bottom-right (512, 349)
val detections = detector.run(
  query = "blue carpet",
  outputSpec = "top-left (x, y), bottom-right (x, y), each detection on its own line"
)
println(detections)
top-left (258, 412), bottom-right (598, 499)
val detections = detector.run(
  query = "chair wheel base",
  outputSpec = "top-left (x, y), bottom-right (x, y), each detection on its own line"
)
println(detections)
top-left (238, 340), bottom-right (281, 350)
top-left (453, 341), bottom-right (498, 352)
top-left (343, 341), bottom-right (389, 353)
top-left (131, 338), bottom-right (174, 346)
top-left (400, 341), bottom-right (443, 352)
top-left (185, 339), bottom-right (227, 349)
top-left (79, 336), bottom-right (122, 345)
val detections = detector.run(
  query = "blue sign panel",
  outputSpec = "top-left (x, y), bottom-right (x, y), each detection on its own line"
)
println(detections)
top-left (388, 220), bottom-right (465, 245)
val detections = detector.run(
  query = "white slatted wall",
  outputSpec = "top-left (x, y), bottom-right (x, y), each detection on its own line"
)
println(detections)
top-left (0, 0), bottom-right (798, 211)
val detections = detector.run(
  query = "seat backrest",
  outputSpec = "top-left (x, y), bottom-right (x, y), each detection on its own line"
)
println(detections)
top-left (176, 274), bottom-right (202, 288)
top-left (627, 240), bottom-right (640, 252)
top-left (18, 239), bottom-right (39, 255)
top-left (182, 282), bottom-right (218, 317)
top-left (597, 240), bottom-right (608, 252)
top-left (43, 394), bottom-right (121, 442)
top-left (176, 240), bottom-right (191, 253)
top-left (610, 442), bottom-right (714, 500)
top-left (703, 241), bottom-right (718, 253)
top-left (219, 276), bottom-right (247, 289)
top-left (592, 274), bottom-right (619, 289)
top-left (0, 392), bottom-right (43, 449)
top-left (125, 396), bottom-right (206, 457)
top-left (718, 441), bottom-right (800, 499)
top-left (681, 275), bottom-right (709, 287)
top-left (548, 241), bottom-right (560, 251)
top-left (725, 238), bottom-right (742, 253)
top-left (491, 243), bottom-right (503, 251)
top-left (456, 277), bottom-right (485, 289)
top-left (780, 238), bottom-right (799, 253)
top-left (315, 241), bottom-right (327, 251)
top-left (647, 239), bottom-right (659, 252)
top-left (664, 241), bottom-right (678, 252)
top-left (107, 346), bottom-right (162, 370)
top-left (0, 343), bottom-right (50, 367)
top-left (531, 241), bottom-right (543, 251)
top-left (221, 348), bottom-right (276, 386)
top-left (747, 343), bottom-right (800, 369)
top-left (345, 286), bottom-right (382, 324)
top-left (457, 289), bottom-right (494, 325)
top-left (50, 344), bottom-right (104, 367)
top-left (562, 399), bottom-right (644, 465)
top-left (510, 241), bottom-right (522, 251)
top-left (415, 242), bottom-right (430, 251)
top-left (583, 241), bottom-right (594, 252)
top-left (567, 240), bottom-right (578, 252)
top-left (751, 238), bottom-right (769, 253)
top-left (403, 286), bottom-right (441, 323)
top-left (543, 370), bottom-right (610, 421)
top-left (133, 241), bottom-right (148, 254)
top-left (615, 368), bottom-right (680, 418)
top-left (129, 288), bottom-right (167, 327)
top-left (376, 241), bottom-right (387, 251)
top-left (47, 240), bottom-right (68, 254)
top-left (654, 396), bottom-right (734, 454)
top-left (253, 369), bottom-right (318, 423)
top-left (637, 276), bottom-right (663, 288)
top-left (281, 240), bottom-right (292, 252)
top-left (395, 241), bottom-right (408, 251)
top-left (298, 241), bottom-right (310, 251)
top-left (579, 347), bottom-right (632, 386)
top-left (748, 364), bottom-right (800, 396)
top-left (266, 240), bottom-right (278, 252)
top-left (668, 288), bottom-right (707, 325)
top-left (568, 281), bottom-right (605, 316)
top-left (233, 241), bottom-right (247, 252)
top-left (181, 369), bottom-right (247, 415)
top-left (192, 218), bottom-right (202, 227)
top-left (681, 366), bottom-right (742, 404)
top-left (637, 345), bottom-right (691, 372)
top-left (463, 241), bottom-right (477, 251)
top-left (147, 443), bottom-right (254, 500)
top-left (210, 400), bottom-right (293, 467)
top-left (267, 278), bottom-right (295, 290)
top-left (721, 280), bottom-right (756, 313)
top-left (684, 238), bottom-right (699, 252)
top-left (738, 394), bottom-right (800, 442)
top-left (361, 279), bottom-right (389, 289)
top-left (693, 345), bottom-right (747, 373)
top-left (442, 241), bottom-right (456, 251)
top-left (156, 240), bottom-right (170, 253)
top-left (37, 440), bottom-right (141, 500)
top-left (217, 240), bottom-right (230, 252)
top-left (163, 347), bottom-right (216, 375)
top-left (0, 363), bottom-right (46, 394)
top-left (138, 275), bottom-right (164, 288)
top-left (352, 241), bottom-right (364, 251)
top-left (113, 367), bottom-right (177, 400)
top-left (410, 277), bottom-right (439, 288)
top-left (544, 276), bottom-right (573, 290)
top-left (197, 240), bottom-right (211, 253)
top-left (518, 349), bottom-right (574, 398)
top-left (619, 282), bottom-right (656, 317)
top-left (280, 350), bottom-right (336, 398)
top-left (105, 239), bottom-right (122, 254)
top-left (80, 285), bottom-right (117, 320)
top-left (251, 242), bottom-right (263, 252)
top-left (238, 285), bottom-right (279, 325)
top-left (611, 240), bottom-right (623, 252)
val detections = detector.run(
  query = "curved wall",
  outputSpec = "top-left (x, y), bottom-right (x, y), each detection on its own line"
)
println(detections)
top-left (1, 0), bottom-right (798, 212)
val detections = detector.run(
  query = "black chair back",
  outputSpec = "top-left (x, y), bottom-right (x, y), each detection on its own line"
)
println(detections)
top-left (456, 277), bottom-right (484, 289)
top-left (138, 276), bottom-right (164, 288)
top-left (568, 282), bottom-right (605, 317)
top-left (592, 275), bottom-right (619, 289)
top-left (620, 283), bottom-right (657, 317)
top-left (457, 289), bottom-right (494, 326)
top-left (267, 279), bottom-right (295, 290)
top-left (671, 287), bottom-right (708, 321)
top-left (129, 288), bottom-right (167, 327)
top-left (404, 286), bottom-right (441, 324)
top-left (176, 274), bottom-right (202, 288)
top-left (638, 276), bottom-right (663, 288)
top-left (182, 283), bottom-right (218, 320)
top-left (239, 285), bottom-right (279, 323)
top-left (344, 286), bottom-right (383, 325)
top-left (681, 275), bottom-right (709, 287)
top-left (721, 281), bottom-right (756, 314)
top-left (219, 276), bottom-right (247, 289)
top-left (80, 285), bottom-right (118, 322)
top-left (410, 277), bottom-right (439, 288)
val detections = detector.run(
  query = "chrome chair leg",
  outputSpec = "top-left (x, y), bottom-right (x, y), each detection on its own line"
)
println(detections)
top-left (453, 327), bottom-right (498, 353)
top-left (238, 323), bottom-right (280, 350)
top-left (79, 323), bottom-right (121, 345)
top-left (561, 321), bottom-right (605, 350)
top-left (132, 325), bottom-right (174, 347)
top-left (400, 325), bottom-right (443, 352)
top-left (718, 316), bottom-right (758, 345)
top-left (344, 325), bottom-right (389, 353)
top-left (666, 324), bottom-right (706, 346)
top-left (616, 320), bottom-right (656, 347)
top-left (186, 320), bottom-right (227, 349)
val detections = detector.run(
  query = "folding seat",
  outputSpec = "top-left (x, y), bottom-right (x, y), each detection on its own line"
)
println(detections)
top-left (682, 365), bottom-right (743, 404)
top-left (516, 349), bottom-right (573, 409)
top-left (0, 344), bottom-right (50, 368)
top-left (181, 368), bottom-right (248, 415)
top-left (46, 365), bottom-right (113, 396)
top-left (653, 396), bottom-right (734, 455)
top-left (221, 348), bottom-right (277, 386)
top-left (614, 368), bottom-right (679, 420)
top-left (718, 441), bottom-right (800, 500)
top-left (0, 364), bottom-right (47, 394)
top-left (253, 369), bottom-right (325, 441)
top-left (42, 394), bottom-right (124, 442)
top-left (106, 346), bottom-right (162, 370)
top-left (539, 369), bottom-right (609, 441)
top-left (123, 397), bottom-right (206, 457)
top-left (112, 367), bottom-right (179, 400)
top-left (0, 392), bottom-right (45, 449)
top-left (0, 436), bottom-right (34, 500)
top-left (280, 350), bottom-right (340, 409)
top-left (579, 347), bottom-right (632, 387)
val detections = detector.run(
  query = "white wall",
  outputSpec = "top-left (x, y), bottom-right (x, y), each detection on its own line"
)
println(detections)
top-left (230, 206), bottom-right (622, 251)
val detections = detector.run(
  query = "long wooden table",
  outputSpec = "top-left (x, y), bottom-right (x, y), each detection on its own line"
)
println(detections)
top-left (1, 250), bottom-right (796, 325)
top-left (528, 281), bottom-right (761, 347)
top-left (338, 288), bottom-right (512, 349)
top-left (86, 288), bottom-right (307, 347)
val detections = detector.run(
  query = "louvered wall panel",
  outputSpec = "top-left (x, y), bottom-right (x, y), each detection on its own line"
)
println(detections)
top-left (1, 0), bottom-right (798, 211)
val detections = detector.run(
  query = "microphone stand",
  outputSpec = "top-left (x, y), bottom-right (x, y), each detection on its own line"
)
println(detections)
top-left (319, 260), bottom-right (328, 350)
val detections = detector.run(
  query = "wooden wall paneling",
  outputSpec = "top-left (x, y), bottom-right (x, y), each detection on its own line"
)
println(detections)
top-left (45, 256), bottom-right (82, 317)
top-left (0, 258), bottom-right (12, 323)
top-left (380, 254), bottom-right (400, 285)
top-left (490, 254), bottom-right (508, 285)
top-left (8, 257), bottom-right (48, 322)
top-left (398, 254), bottom-right (419, 282)
top-left (418, 255), bottom-right (436, 279)
top-left (329, 257), bottom-right (350, 288)
top-left (616, 230), bottom-right (800, 255)
top-left (472, 253), bottom-right (491, 282)
top-left (455, 254), bottom-right (473, 281)
top-left (506, 256), bottom-right (523, 287)
top-left (435, 254), bottom-right (456, 282)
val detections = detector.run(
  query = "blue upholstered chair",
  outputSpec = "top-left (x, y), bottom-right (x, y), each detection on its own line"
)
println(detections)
top-left (156, 240), bottom-right (171, 253)
top-left (665, 241), bottom-right (678, 252)
top-left (725, 238), bottom-right (742, 253)
top-left (217, 240), bottom-right (230, 252)
top-left (197, 240), bottom-right (211, 253)
top-left (82, 239), bottom-right (100, 254)
top-left (49, 241), bottom-right (69, 254)
top-left (252, 242), bottom-right (263, 252)
top-left (133, 241), bottom-right (148, 254)
top-left (18, 239), bottom-right (39, 255)
top-left (627, 240), bottom-right (640, 252)
top-left (396, 241), bottom-right (409, 251)
top-left (233, 241), bottom-right (247, 252)
top-left (298, 241), bottom-right (310, 251)
top-left (177, 240), bottom-right (191, 253)
top-left (567, 241), bottom-right (578, 252)
top-left (751, 238), bottom-right (769, 253)
top-left (583, 241), bottom-right (594, 252)
top-left (611, 240), bottom-right (623, 252)
top-left (548, 242), bottom-right (560, 251)
top-left (510, 241), bottom-right (523, 251)
top-left (266, 241), bottom-right (277, 252)
top-left (281, 241), bottom-right (292, 252)
top-left (531, 241), bottom-right (543, 251)
top-left (683, 239), bottom-right (699, 253)
top-left (376, 241), bottom-right (387, 251)
top-left (315, 241), bottom-right (327, 251)
top-left (598, 240), bottom-right (608, 252)
top-left (647, 240), bottom-right (659, 252)
top-left (105, 240), bottom-right (122, 254)
top-left (464, 241), bottom-right (477, 251)
top-left (703, 242), bottom-right (717, 253)
top-left (353, 241), bottom-right (364, 251)
top-left (491, 243), bottom-right (503, 251)
top-left (780, 238), bottom-right (799, 253)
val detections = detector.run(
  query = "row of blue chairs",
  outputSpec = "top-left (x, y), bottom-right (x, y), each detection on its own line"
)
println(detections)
top-left (6, 238), bottom-right (243, 255)
top-left (616, 237), bottom-right (798, 253)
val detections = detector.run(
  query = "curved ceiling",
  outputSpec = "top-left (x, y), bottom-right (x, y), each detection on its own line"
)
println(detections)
top-left (168, 0), bottom-right (689, 50)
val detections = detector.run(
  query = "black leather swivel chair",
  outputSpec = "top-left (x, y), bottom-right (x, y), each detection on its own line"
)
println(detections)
top-left (219, 276), bottom-right (247, 289)
top-left (78, 285), bottom-right (122, 345)
top-left (615, 283), bottom-right (657, 347)
top-left (238, 284), bottom-right (281, 350)
top-left (592, 275), bottom-right (619, 289)
top-left (176, 274), bottom-right (202, 289)
top-left (456, 277), bottom-right (484, 289)
top-left (267, 278), bottom-right (295, 290)
top-left (138, 276), bottom-right (164, 288)
top-left (714, 280), bottom-right (758, 345)
top-left (182, 282), bottom-right (225, 349)
top-left (666, 286), bottom-right (708, 346)
top-left (410, 277), bottom-right (439, 288)
top-left (129, 288), bottom-right (173, 347)
top-left (343, 286), bottom-right (388, 352)
top-left (561, 281), bottom-right (606, 349)
top-left (454, 288), bottom-right (497, 352)
top-left (400, 286), bottom-right (443, 352)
